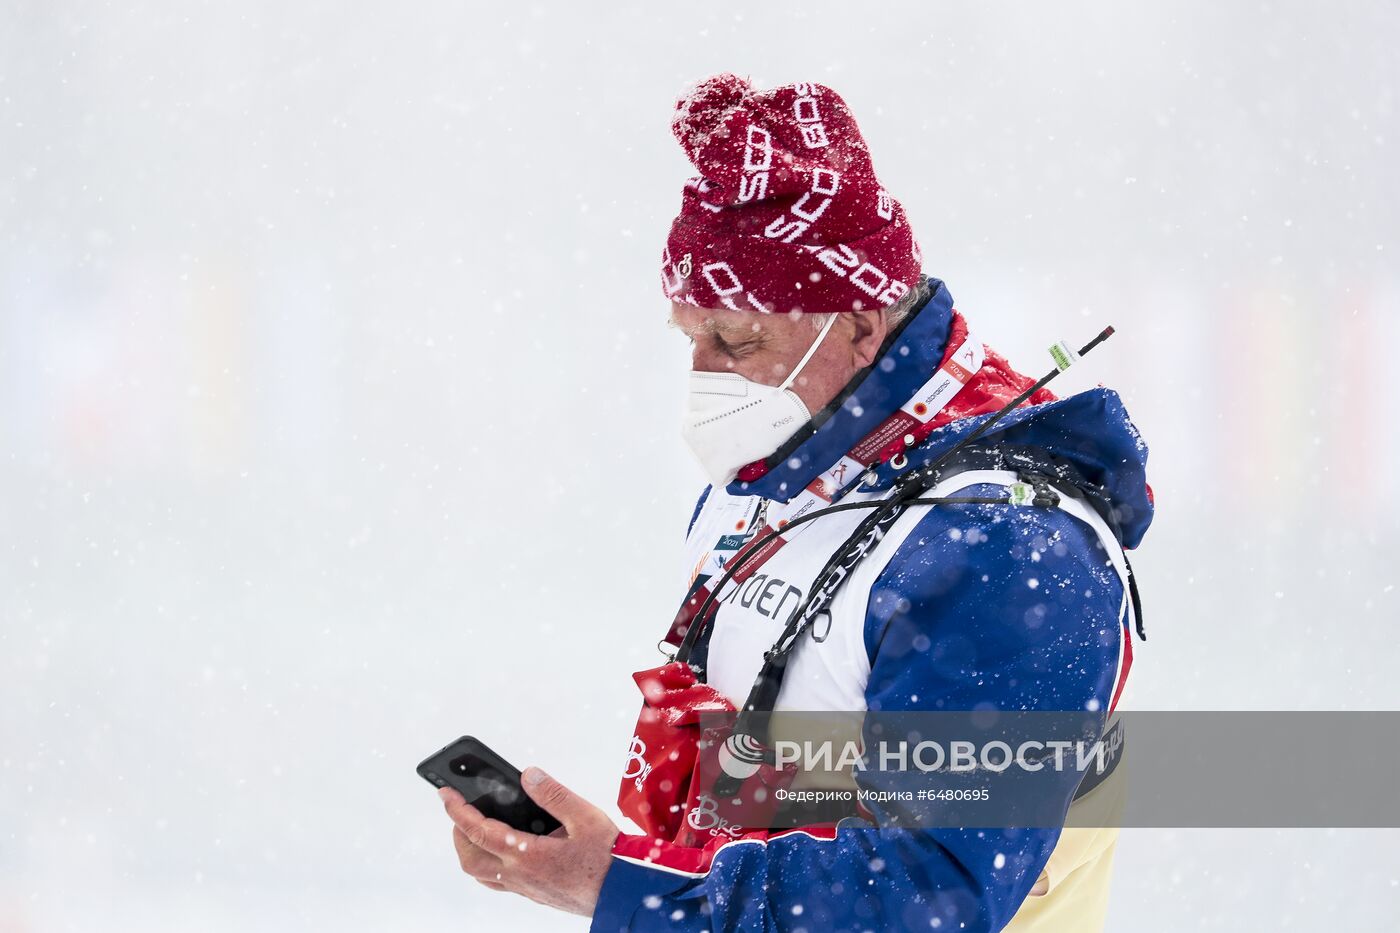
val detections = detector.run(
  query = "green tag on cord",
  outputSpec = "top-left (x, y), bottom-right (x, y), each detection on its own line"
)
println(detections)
top-left (1008, 482), bottom-right (1036, 506)
top-left (1048, 340), bottom-right (1080, 372)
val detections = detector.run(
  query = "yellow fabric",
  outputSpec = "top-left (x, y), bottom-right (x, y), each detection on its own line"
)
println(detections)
top-left (1003, 826), bottom-right (1118, 932)
top-left (1003, 758), bottom-right (1127, 932)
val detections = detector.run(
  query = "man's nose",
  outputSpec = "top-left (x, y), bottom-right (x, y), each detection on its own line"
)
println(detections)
top-left (690, 344), bottom-right (737, 374)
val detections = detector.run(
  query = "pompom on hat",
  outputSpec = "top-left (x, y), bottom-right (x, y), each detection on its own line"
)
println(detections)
top-left (661, 73), bottom-right (922, 315)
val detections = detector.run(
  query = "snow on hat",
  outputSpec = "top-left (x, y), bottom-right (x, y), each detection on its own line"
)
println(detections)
top-left (661, 72), bottom-right (922, 315)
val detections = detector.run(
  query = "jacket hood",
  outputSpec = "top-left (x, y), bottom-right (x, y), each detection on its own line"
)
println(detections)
top-left (729, 275), bottom-right (1154, 549)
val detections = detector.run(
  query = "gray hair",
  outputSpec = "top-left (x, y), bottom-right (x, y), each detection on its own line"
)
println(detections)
top-left (806, 276), bottom-right (931, 332)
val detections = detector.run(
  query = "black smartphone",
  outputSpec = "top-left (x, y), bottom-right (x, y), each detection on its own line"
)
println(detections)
top-left (417, 735), bottom-right (562, 836)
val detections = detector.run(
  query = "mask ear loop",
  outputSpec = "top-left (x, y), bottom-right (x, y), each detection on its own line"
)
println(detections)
top-left (777, 312), bottom-right (841, 392)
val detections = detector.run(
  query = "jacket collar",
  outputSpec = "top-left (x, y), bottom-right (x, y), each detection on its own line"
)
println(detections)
top-left (726, 274), bottom-right (1155, 550)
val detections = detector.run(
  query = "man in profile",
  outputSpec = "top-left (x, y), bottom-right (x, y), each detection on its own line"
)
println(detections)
top-left (437, 72), bottom-right (1152, 932)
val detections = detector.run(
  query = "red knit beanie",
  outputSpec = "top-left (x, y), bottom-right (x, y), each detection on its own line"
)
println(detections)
top-left (661, 73), bottom-right (922, 315)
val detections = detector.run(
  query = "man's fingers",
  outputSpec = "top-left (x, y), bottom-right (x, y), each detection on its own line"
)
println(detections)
top-left (439, 787), bottom-right (518, 856)
top-left (452, 825), bottom-right (504, 872)
top-left (520, 767), bottom-right (596, 834)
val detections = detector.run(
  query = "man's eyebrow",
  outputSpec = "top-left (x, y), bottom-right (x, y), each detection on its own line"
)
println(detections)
top-left (667, 313), bottom-right (718, 337)
top-left (665, 312), bottom-right (703, 336)
top-left (666, 312), bottom-right (762, 340)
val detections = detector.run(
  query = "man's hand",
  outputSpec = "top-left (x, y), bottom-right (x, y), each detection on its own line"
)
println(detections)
top-left (439, 766), bottom-right (620, 917)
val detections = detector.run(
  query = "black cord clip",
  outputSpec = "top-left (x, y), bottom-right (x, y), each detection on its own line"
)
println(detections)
top-left (1010, 470), bottom-right (1061, 508)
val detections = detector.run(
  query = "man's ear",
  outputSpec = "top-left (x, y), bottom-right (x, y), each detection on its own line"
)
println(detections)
top-left (847, 309), bottom-right (889, 369)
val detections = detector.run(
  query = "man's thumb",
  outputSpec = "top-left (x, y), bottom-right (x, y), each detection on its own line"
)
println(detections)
top-left (521, 767), bottom-right (585, 831)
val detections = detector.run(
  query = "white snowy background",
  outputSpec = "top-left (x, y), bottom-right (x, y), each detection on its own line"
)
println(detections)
top-left (2, 2), bottom-right (1397, 930)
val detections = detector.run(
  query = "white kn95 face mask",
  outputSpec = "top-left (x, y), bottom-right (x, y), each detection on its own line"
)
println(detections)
top-left (681, 312), bottom-right (840, 487)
